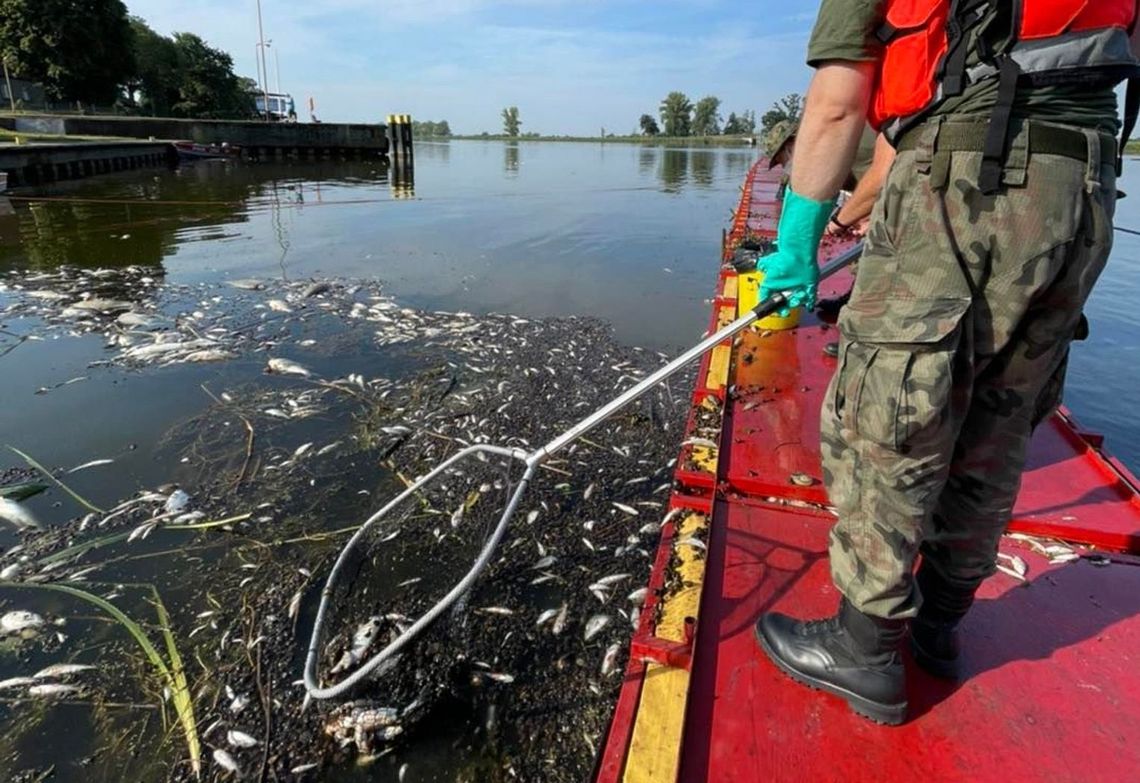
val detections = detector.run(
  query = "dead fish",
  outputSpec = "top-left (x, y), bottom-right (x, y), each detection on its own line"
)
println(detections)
top-left (595, 573), bottom-right (630, 586)
top-left (535, 608), bottom-right (560, 626)
top-left (184, 349), bottom-right (237, 363)
top-left (584, 483), bottom-right (596, 500)
top-left (291, 763), bottom-right (319, 774)
top-left (267, 358), bottom-right (312, 378)
top-left (227, 279), bottom-right (264, 291)
top-left (293, 442), bottom-right (314, 459)
top-left (67, 458), bottom-right (114, 474)
top-left (1, 610), bottom-right (45, 634)
top-left (584, 614), bottom-right (611, 642)
top-left (226, 729), bottom-right (259, 748)
top-left (303, 282), bottom-right (332, 298)
top-left (330, 617), bottom-right (383, 674)
top-left (450, 504), bottom-right (465, 528)
top-left (0, 676), bottom-right (37, 690)
top-left (33, 663), bottom-right (95, 679)
top-left (996, 552), bottom-right (1029, 581)
top-left (69, 298), bottom-right (132, 313)
top-left (628, 587), bottom-right (648, 604)
top-left (484, 672), bottom-right (515, 684)
top-left (551, 603), bottom-right (569, 635)
top-left (28, 683), bottom-right (82, 697)
top-left (476, 606), bottom-right (514, 616)
top-left (531, 555), bottom-right (557, 570)
top-left (677, 537), bottom-right (707, 551)
top-left (213, 748), bottom-right (241, 775)
top-left (0, 497), bottom-right (42, 530)
top-left (526, 510), bottom-right (539, 524)
top-left (164, 489), bottom-right (191, 515)
top-left (316, 441), bottom-right (342, 456)
top-left (612, 503), bottom-right (639, 517)
top-left (267, 299), bottom-right (293, 313)
top-left (601, 642), bottom-right (621, 676)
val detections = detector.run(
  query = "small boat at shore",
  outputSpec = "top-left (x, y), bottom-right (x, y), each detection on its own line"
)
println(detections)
top-left (173, 140), bottom-right (240, 161)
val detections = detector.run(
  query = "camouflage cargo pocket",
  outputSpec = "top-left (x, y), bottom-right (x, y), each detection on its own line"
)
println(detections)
top-left (834, 299), bottom-right (969, 452)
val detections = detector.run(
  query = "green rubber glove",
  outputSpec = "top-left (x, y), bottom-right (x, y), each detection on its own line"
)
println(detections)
top-left (759, 187), bottom-right (835, 313)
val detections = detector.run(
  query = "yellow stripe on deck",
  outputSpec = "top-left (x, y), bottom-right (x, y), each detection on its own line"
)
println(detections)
top-left (721, 275), bottom-right (738, 300)
top-left (703, 306), bottom-right (735, 392)
top-left (623, 512), bottom-right (710, 783)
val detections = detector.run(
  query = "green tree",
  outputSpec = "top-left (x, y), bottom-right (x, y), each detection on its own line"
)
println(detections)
top-left (639, 114), bottom-right (660, 136)
top-left (0, 0), bottom-right (135, 106)
top-left (659, 91), bottom-right (692, 137)
top-left (169, 33), bottom-right (250, 119)
top-left (740, 110), bottom-right (757, 134)
top-left (723, 112), bottom-right (741, 135)
top-left (692, 96), bottom-right (721, 136)
top-left (760, 93), bottom-right (803, 138)
top-left (128, 17), bottom-right (179, 115)
top-left (502, 106), bottom-right (521, 137)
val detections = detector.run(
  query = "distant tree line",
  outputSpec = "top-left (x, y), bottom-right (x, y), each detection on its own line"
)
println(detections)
top-left (413, 120), bottom-right (452, 137)
top-left (0, 0), bottom-right (257, 118)
top-left (638, 92), bottom-right (757, 138)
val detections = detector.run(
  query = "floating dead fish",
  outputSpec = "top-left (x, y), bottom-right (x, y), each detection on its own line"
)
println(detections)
top-left (595, 573), bottom-right (630, 587)
top-left (601, 642), bottom-right (621, 676)
top-left (612, 503), bottom-right (639, 517)
top-left (0, 497), bottom-right (42, 530)
top-left (227, 279), bottom-right (264, 291)
top-left (69, 298), bottom-right (133, 313)
top-left (330, 617), bottom-right (383, 674)
top-left (163, 489), bottom-right (191, 515)
top-left (584, 483), bottom-right (596, 500)
top-left (33, 663), bottom-right (95, 679)
top-left (303, 282), bottom-right (332, 298)
top-left (1, 610), bottom-right (45, 634)
top-left (67, 458), bottom-right (114, 474)
top-left (267, 358), bottom-right (312, 378)
top-left (267, 299), bottom-right (293, 313)
top-left (531, 555), bottom-right (557, 570)
top-left (184, 349), bottom-right (237, 363)
top-left (584, 614), bottom-right (611, 642)
top-left (227, 729), bottom-right (259, 748)
top-left (291, 763), bottom-right (319, 774)
top-left (213, 748), bottom-right (241, 775)
top-left (476, 606), bottom-right (514, 616)
top-left (551, 603), bottom-right (569, 636)
top-left (526, 510), bottom-right (539, 524)
top-left (28, 683), bottom-right (82, 697)
top-left (627, 587), bottom-right (648, 604)
top-left (0, 676), bottom-right (37, 690)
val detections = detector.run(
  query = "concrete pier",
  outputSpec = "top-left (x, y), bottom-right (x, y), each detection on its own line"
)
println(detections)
top-left (6, 114), bottom-right (389, 159)
top-left (0, 141), bottom-right (174, 187)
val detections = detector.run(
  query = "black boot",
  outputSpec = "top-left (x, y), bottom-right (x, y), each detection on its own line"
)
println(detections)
top-left (911, 563), bottom-right (975, 679)
top-left (755, 599), bottom-right (908, 725)
top-left (815, 291), bottom-right (851, 323)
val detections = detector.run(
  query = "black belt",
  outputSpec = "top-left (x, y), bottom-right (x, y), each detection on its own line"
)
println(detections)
top-left (896, 120), bottom-right (1116, 164)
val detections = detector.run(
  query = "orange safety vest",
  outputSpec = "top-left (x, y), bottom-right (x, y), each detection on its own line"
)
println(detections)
top-left (869, 0), bottom-right (1140, 185)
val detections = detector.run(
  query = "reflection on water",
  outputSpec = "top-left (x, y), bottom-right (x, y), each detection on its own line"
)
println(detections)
top-left (660, 149), bottom-right (688, 193)
top-left (504, 142), bottom-right (520, 176)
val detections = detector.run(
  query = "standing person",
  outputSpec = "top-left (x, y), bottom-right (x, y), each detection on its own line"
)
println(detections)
top-left (752, 0), bottom-right (1137, 726)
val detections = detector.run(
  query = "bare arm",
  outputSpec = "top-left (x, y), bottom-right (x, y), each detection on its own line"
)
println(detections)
top-left (788, 61), bottom-right (876, 201)
top-left (834, 132), bottom-right (895, 227)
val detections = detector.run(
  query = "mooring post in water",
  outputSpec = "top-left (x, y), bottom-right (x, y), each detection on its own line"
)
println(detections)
top-left (401, 114), bottom-right (414, 158)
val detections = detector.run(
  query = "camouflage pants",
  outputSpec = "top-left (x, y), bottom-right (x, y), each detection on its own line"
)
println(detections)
top-left (822, 119), bottom-right (1116, 619)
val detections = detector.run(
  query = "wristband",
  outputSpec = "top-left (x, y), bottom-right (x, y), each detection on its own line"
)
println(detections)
top-left (830, 213), bottom-right (850, 231)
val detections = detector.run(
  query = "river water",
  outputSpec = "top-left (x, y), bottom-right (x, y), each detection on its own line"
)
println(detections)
top-left (0, 140), bottom-right (1138, 781)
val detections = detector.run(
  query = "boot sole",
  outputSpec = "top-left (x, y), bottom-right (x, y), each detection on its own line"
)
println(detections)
top-left (910, 636), bottom-right (959, 680)
top-left (755, 623), bottom-right (907, 726)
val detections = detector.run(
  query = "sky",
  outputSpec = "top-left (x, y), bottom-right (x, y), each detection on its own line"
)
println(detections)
top-left (124, 0), bottom-right (821, 135)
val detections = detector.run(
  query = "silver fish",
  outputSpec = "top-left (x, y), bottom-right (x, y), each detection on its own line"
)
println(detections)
top-left (267, 358), bottom-right (312, 377)
top-left (612, 503), bottom-right (639, 516)
top-left (601, 642), bottom-right (622, 676)
top-left (28, 683), bottom-right (82, 697)
top-left (267, 299), bottom-right (293, 313)
top-left (1, 610), bottom-right (45, 634)
top-left (551, 603), bottom-right (569, 636)
top-left (226, 729), bottom-right (258, 748)
top-left (163, 489), bottom-right (191, 515)
top-left (628, 587), bottom-right (648, 604)
top-left (584, 614), bottom-right (611, 642)
top-left (33, 663), bottom-right (95, 679)
top-left (531, 555), bottom-right (557, 570)
top-left (595, 573), bottom-right (630, 586)
top-left (476, 606), bottom-right (514, 616)
top-left (67, 459), bottom-right (114, 474)
top-left (213, 748), bottom-right (241, 775)
top-left (0, 676), bottom-right (37, 690)
top-left (535, 608), bottom-right (559, 626)
top-left (0, 498), bottom-right (42, 530)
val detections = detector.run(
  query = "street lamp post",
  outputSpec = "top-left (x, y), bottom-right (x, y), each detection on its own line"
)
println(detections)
top-left (255, 0), bottom-right (270, 120)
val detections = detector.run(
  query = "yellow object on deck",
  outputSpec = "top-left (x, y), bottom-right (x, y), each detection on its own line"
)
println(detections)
top-left (736, 270), bottom-right (800, 330)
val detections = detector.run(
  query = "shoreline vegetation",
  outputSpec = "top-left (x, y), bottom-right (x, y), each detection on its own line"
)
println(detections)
top-left (446, 134), bottom-right (756, 146)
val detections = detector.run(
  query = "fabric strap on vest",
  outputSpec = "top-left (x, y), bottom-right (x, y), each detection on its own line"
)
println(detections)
top-left (1119, 77), bottom-right (1140, 176)
top-left (978, 57), bottom-right (1022, 194)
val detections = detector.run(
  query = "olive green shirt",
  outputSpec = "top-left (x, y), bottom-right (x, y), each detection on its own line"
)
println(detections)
top-left (806, 0), bottom-right (1120, 134)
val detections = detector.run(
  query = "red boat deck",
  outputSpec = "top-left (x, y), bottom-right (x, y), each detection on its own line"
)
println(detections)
top-left (598, 161), bottom-right (1140, 783)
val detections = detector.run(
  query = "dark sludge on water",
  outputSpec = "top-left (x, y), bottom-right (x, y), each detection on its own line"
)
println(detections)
top-left (0, 266), bottom-right (692, 781)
